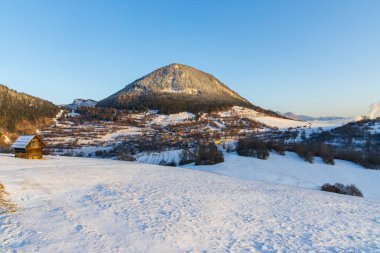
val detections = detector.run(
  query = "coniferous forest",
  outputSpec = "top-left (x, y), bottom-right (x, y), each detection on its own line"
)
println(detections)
top-left (0, 84), bottom-right (59, 132)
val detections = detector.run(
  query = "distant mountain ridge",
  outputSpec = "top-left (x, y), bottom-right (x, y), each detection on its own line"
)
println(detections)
top-left (97, 63), bottom-right (283, 117)
top-left (64, 99), bottom-right (97, 110)
top-left (280, 112), bottom-right (347, 122)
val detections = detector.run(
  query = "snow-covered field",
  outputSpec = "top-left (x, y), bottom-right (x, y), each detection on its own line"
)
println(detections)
top-left (185, 152), bottom-right (380, 201)
top-left (1, 154), bottom-right (380, 252)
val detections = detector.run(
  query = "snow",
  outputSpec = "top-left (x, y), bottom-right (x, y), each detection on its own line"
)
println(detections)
top-left (370, 121), bottom-right (380, 134)
top-left (255, 115), bottom-right (309, 129)
top-left (184, 152), bottom-right (380, 201)
top-left (54, 109), bottom-right (64, 123)
top-left (222, 106), bottom-right (347, 130)
top-left (1, 154), bottom-right (380, 252)
top-left (103, 127), bottom-right (142, 139)
top-left (137, 149), bottom-right (183, 166)
top-left (93, 127), bottom-right (142, 143)
top-left (10, 135), bottom-right (35, 148)
top-left (68, 110), bottom-right (80, 117)
top-left (73, 127), bottom-right (143, 146)
top-left (150, 112), bottom-right (195, 126)
top-left (64, 99), bottom-right (98, 110)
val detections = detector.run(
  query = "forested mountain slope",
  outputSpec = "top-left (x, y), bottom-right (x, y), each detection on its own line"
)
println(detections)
top-left (0, 84), bottom-right (59, 145)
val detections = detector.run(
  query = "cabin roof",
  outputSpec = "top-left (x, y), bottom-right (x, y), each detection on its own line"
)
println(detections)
top-left (11, 135), bottom-right (44, 149)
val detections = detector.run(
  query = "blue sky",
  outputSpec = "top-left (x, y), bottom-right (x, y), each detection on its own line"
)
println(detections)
top-left (0, 0), bottom-right (379, 117)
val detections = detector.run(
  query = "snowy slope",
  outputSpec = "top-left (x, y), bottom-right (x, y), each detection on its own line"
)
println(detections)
top-left (0, 154), bottom-right (379, 252)
top-left (78, 126), bottom-right (143, 145)
top-left (222, 106), bottom-right (348, 130)
top-left (184, 152), bottom-right (380, 201)
top-left (150, 112), bottom-right (195, 126)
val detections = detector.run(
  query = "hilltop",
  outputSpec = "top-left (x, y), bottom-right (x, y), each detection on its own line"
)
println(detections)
top-left (97, 64), bottom-right (282, 117)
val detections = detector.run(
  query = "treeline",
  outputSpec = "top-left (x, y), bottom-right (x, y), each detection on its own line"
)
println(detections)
top-left (237, 137), bottom-right (380, 169)
top-left (97, 92), bottom-right (252, 114)
top-left (97, 92), bottom-right (285, 118)
top-left (0, 84), bottom-right (59, 132)
top-left (75, 107), bottom-right (120, 122)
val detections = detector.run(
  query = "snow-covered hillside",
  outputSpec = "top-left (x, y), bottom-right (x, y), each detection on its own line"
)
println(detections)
top-left (222, 106), bottom-right (348, 130)
top-left (150, 112), bottom-right (195, 126)
top-left (184, 152), bottom-right (380, 201)
top-left (1, 154), bottom-right (379, 252)
top-left (137, 149), bottom-right (380, 200)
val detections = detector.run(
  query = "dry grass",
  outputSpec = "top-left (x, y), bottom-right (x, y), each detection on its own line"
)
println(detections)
top-left (0, 183), bottom-right (16, 214)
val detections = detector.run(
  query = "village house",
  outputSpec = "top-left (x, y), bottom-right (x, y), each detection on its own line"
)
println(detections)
top-left (11, 135), bottom-right (45, 159)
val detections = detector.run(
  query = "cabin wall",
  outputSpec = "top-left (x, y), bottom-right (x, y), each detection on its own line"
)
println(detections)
top-left (27, 137), bottom-right (43, 149)
top-left (26, 136), bottom-right (43, 159)
top-left (26, 148), bottom-right (43, 159)
top-left (15, 152), bottom-right (27, 159)
top-left (14, 149), bottom-right (43, 159)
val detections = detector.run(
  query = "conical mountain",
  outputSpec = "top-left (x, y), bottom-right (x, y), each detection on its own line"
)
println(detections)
top-left (97, 63), bottom-right (277, 115)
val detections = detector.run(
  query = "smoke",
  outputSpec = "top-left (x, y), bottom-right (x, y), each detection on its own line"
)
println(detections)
top-left (369, 102), bottom-right (380, 119)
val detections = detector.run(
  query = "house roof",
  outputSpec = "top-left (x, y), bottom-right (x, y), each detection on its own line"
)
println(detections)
top-left (11, 135), bottom-right (44, 149)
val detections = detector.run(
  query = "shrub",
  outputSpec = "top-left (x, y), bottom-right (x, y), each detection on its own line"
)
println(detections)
top-left (320, 183), bottom-right (337, 193)
top-left (365, 152), bottom-right (380, 169)
top-left (195, 142), bottom-right (224, 165)
top-left (95, 150), bottom-right (109, 158)
top-left (313, 143), bottom-right (335, 165)
top-left (293, 143), bottom-right (314, 163)
top-left (267, 141), bottom-right (285, 155)
top-left (237, 138), bottom-right (270, 160)
top-left (0, 147), bottom-right (12, 153)
top-left (159, 161), bottom-right (177, 167)
top-left (335, 150), bottom-right (380, 170)
top-left (0, 183), bottom-right (16, 214)
top-left (345, 184), bottom-right (364, 197)
top-left (321, 183), bottom-right (363, 197)
top-left (179, 149), bottom-right (195, 165)
top-left (320, 146), bottom-right (335, 165)
top-left (116, 152), bottom-right (136, 161)
top-left (42, 148), bottom-right (50, 156)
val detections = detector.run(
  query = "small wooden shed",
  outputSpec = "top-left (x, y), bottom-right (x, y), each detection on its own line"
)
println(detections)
top-left (11, 135), bottom-right (45, 159)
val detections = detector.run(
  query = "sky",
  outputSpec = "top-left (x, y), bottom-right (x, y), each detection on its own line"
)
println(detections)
top-left (0, 0), bottom-right (379, 117)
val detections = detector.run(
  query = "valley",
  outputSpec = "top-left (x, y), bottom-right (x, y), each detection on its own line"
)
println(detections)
top-left (38, 106), bottom-right (345, 162)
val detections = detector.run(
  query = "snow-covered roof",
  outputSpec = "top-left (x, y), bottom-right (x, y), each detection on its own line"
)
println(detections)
top-left (11, 135), bottom-right (37, 149)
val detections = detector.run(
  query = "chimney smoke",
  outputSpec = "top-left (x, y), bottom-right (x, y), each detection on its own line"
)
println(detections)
top-left (369, 102), bottom-right (380, 119)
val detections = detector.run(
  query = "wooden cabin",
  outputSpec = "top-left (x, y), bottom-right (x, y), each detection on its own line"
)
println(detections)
top-left (11, 135), bottom-right (45, 159)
